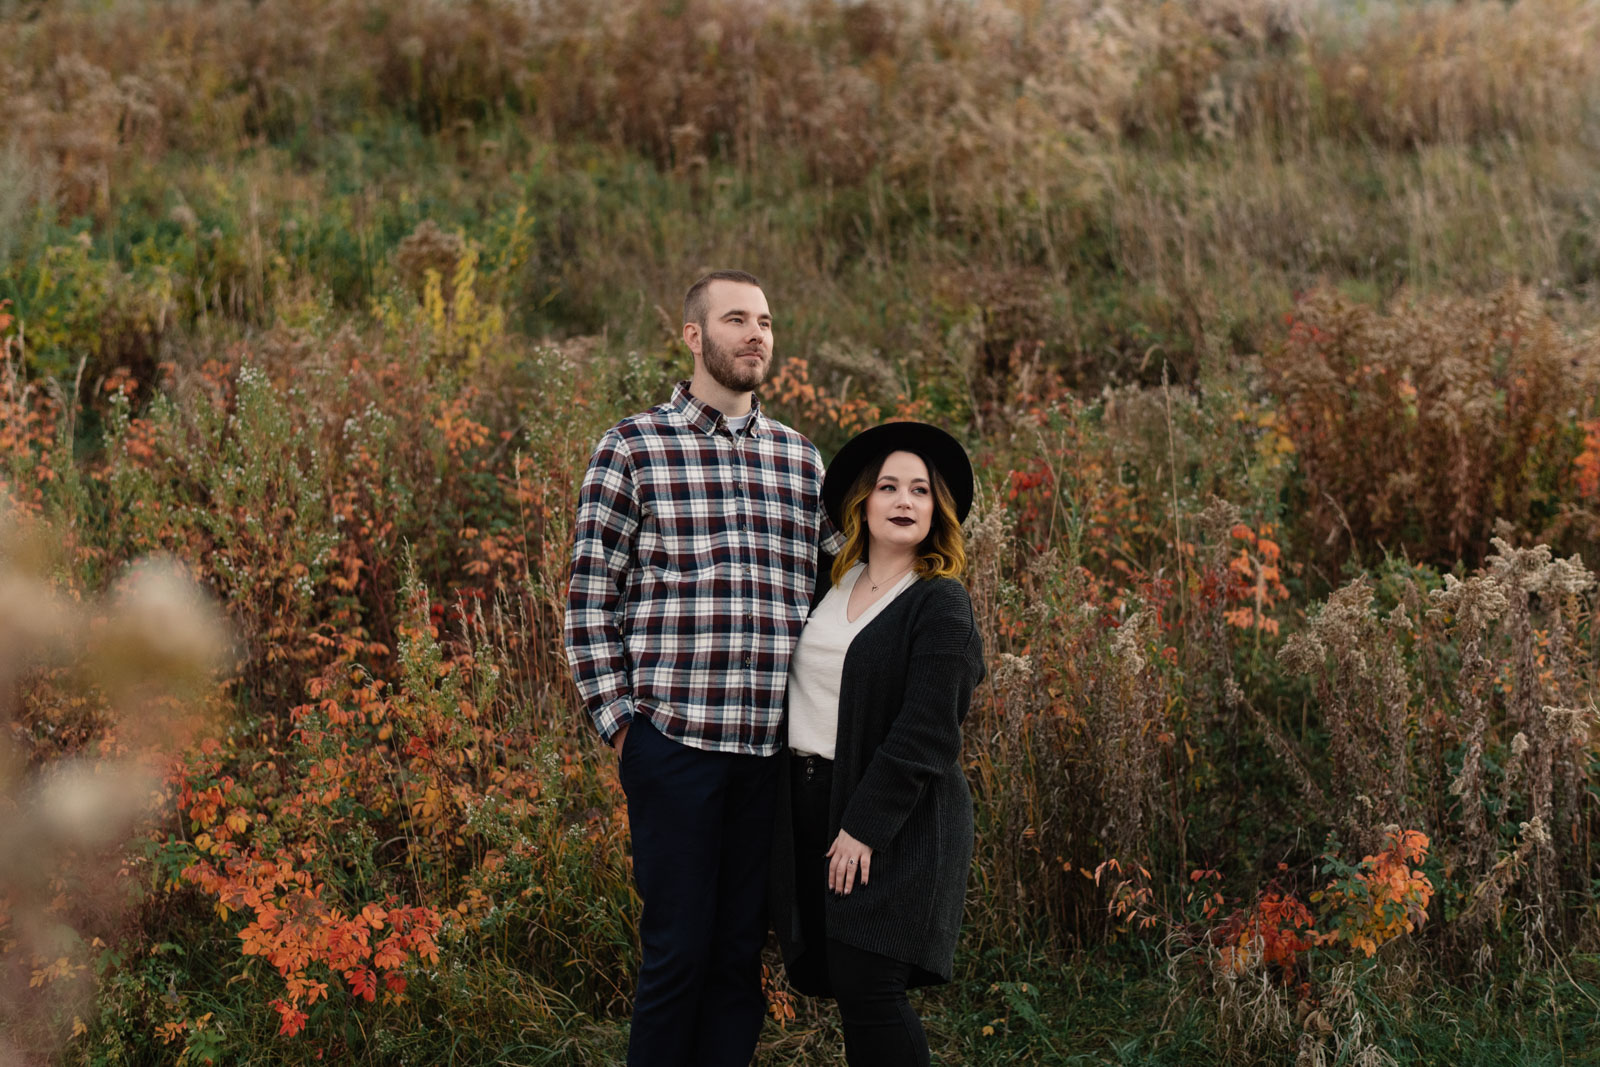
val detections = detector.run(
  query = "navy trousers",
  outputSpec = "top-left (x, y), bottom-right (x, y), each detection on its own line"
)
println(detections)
top-left (618, 714), bottom-right (778, 1067)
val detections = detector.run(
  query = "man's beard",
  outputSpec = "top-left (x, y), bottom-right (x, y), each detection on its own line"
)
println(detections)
top-left (701, 329), bottom-right (769, 392)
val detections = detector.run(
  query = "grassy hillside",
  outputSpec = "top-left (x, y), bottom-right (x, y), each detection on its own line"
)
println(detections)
top-left (3, 1), bottom-right (1600, 1063)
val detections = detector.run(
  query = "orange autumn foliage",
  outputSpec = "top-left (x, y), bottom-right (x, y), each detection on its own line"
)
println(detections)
top-left (1220, 522), bottom-right (1290, 636)
top-left (1315, 829), bottom-right (1435, 958)
top-left (1214, 891), bottom-right (1317, 975)
top-left (1577, 419), bottom-right (1600, 499)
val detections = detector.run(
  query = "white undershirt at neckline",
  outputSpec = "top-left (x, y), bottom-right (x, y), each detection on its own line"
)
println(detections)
top-left (786, 562), bottom-right (919, 760)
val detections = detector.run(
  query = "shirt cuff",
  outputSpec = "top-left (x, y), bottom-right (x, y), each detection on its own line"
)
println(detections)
top-left (593, 696), bottom-right (637, 745)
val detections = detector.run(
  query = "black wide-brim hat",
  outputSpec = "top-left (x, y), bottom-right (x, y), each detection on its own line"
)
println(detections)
top-left (822, 421), bottom-right (975, 531)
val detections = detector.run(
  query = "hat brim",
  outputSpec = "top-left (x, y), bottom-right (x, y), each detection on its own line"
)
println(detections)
top-left (822, 422), bottom-right (975, 532)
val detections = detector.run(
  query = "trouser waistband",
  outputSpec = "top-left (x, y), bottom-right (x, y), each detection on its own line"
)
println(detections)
top-left (789, 749), bottom-right (832, 784)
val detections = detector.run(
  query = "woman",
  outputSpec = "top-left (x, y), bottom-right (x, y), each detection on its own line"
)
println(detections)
top-left (772, 422), bottom-right (986, 1066)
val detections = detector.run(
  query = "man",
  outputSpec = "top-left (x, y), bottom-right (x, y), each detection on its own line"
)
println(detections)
top-left (564, 270), bottom-right (837, 1067)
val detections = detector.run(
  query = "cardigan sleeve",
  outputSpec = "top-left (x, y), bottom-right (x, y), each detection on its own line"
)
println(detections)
top-left (839, 581), bottom-right (982, 851)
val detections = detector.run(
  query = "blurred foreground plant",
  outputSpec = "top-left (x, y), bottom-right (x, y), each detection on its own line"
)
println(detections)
top-left (0, 511), bottom-right (229, 1063)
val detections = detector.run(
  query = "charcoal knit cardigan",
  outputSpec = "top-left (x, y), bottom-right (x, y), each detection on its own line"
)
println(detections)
top-left (772, 570), bottom-right (986, 993)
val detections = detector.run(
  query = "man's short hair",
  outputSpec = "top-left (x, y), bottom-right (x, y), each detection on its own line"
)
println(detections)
top-left (683, 270), bottom-right (764, 327)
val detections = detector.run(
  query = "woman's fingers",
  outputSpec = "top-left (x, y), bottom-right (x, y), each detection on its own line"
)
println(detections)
top-left (824, 831), bottom-right (872, 894)
top-left (828, 851), bottom-right (863, 894)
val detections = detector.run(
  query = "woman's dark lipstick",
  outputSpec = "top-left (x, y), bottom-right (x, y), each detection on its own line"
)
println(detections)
top-left (888, 517), bottom-right (915, 526)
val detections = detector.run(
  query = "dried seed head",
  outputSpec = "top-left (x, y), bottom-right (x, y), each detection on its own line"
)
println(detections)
top-left (963, 493), bottom-right (1011, 559)
top-left (991, 652), bottom-right (1034, 690)
top-left (1426, 573), bottom-right (1508, 633)
top-left (1543, 555), bottom-right (1596, 597)
top-left (1222, 675), bottom-right (1245, 709)
top-left (1543, 705), bottom-right (1596, 744)
top-left (1278, 631), bottom-right (1325, 675)
top-left (32, 759), bottom-right (158, 849)
top-left (1110, 610), bottom-right (1148, 676)
top-left (93, 556), bottom-right (229, 690)
top-left (1485, 537), bottom-right (1554, 594)
top-left (1279, 579), bottom-right (1374, 673)
top-left (1196, 496), bottom-right (1243, 551)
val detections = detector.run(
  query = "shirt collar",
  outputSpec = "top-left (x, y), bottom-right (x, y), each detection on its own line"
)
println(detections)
top-left (669, 380), bottom-right (766, 439)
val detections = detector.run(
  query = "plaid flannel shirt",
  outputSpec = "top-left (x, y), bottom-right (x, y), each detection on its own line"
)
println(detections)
top-left (564, 381), bottom-right (840, 756)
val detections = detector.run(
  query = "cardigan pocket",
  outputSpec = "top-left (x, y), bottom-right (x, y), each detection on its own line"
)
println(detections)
top-left (879, 792), bottom-right (941, 934)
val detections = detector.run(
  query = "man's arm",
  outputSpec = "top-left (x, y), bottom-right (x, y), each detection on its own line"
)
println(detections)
top-left (563, 430), bottom-right (641, 749)
top-left (815, 444), bottom-right (845, 556)
top-left (818, 506), bottom-right (845, 557)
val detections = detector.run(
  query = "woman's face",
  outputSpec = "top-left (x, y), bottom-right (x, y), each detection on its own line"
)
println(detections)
top-left (864, 450), bottom-right (934, 555)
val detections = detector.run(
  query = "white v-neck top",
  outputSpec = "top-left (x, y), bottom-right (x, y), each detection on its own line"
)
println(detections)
top-left (787, 562), bottom-right (919, 760)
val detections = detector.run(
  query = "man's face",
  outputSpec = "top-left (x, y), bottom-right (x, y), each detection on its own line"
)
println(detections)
top-left (692, 281), bottom-right (773, 393)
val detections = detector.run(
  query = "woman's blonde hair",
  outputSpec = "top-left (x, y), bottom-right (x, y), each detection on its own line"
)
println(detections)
top-left (831, 450), bottom-right (967, 586)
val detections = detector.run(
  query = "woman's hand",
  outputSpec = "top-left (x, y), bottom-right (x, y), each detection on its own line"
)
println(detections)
top-left (826, 829), bottom-right (873, 895)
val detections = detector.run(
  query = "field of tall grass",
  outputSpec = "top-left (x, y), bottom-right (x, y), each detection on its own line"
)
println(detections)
top-left (4, 0), bottom-right (1600, 1063)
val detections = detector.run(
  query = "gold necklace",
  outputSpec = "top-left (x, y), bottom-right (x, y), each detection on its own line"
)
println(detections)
top-left (865, 561), bottom-right (914, 592)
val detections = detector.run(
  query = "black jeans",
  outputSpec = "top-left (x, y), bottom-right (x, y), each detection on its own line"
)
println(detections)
top-left (791, 751), bottom-right (931, 1067)
top-left (619, 715), bottom-right (779, 1067)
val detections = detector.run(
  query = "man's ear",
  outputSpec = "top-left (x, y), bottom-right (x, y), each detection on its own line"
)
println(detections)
top-left (682, 321), bottom-right (702, 358)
